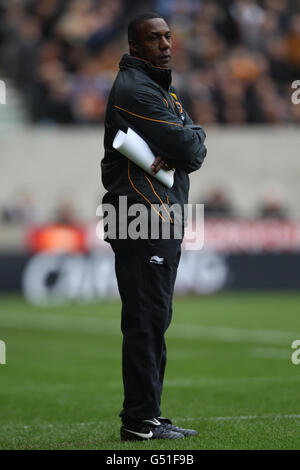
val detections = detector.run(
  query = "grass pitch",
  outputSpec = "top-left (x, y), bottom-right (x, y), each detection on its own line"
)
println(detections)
top-left (0, 292), bottom-right (299, 450)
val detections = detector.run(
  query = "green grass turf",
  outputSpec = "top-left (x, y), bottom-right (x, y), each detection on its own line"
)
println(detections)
top-left (0, 292), bottom-right (299, 450)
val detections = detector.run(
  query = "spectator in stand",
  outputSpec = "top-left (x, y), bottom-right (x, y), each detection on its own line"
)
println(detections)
top-left (1, 191), bottom-right (36, 225)
top-left (203, 188), bottom-right (235, 218)
top-left (285, 13), bottom-right (300, 78)
top-left (258, 187), bottom-right (288, 219)
top-left (0, 0), bottom-right (300, 125)
top-left (230, 0), bottom-right (266, 50)
top-left (54, 199), bottom-right (79, 225)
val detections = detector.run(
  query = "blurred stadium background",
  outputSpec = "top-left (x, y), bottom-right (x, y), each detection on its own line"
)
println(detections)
top-left (0, 0), bottom-right (300, 301)
top-left (0, 0), bottom-right (300, 450)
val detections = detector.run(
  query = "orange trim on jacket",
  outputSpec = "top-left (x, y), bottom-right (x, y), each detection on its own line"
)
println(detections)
top-left (144, 173), bottom-right (173, 224)
top-left (114, 105), bottom-right (183, 127)
top-left (127, 160), bottom-right (166, 222)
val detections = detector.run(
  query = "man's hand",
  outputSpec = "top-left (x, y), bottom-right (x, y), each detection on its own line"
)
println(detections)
top-left (151, 156), bottom-right (173, 175)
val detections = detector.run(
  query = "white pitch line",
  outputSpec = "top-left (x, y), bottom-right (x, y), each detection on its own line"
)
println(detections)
top-left (176, 414), bottom-right (300, 422)
top-left (169, 323), bottom-right (300, 345)
top-left (1, 414), bottom-right (299, 432)
top-left (250, 347), bottom-right (291, 360)
top-left (108, 375), bottom-right (300, 389)
top-left (1, 375), bottom-right (299, 394)
top-left (0, 309), bottom-right (299, 346)
top-left (0, 421), bottom-right (105, 431)
top-left (0, 309), bottom-right (119, 335)
top-left (163, 375), bottom-right (300, 387)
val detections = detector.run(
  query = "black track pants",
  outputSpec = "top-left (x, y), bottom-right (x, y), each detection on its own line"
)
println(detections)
top-left (109, 235), bottom-right (182, 424)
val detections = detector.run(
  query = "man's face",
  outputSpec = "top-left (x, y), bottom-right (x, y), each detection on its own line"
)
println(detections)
top-left (130, 18), bottom-right (172, 69)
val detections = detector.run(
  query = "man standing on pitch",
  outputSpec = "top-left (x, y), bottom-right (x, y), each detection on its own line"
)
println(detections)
top-left (101, 12), bottom-right (207, 441)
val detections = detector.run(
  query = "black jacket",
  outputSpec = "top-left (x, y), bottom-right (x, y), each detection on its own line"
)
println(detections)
top-left (101, 54), bottom-right (207, 223)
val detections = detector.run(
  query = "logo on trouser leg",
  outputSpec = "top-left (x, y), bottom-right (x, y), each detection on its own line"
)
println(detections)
top-left (150, 256), bottom-right (164, 265)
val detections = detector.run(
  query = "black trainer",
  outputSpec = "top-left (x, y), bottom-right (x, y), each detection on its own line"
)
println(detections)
top-left (158, 417), bottom-right (198, 437)
top-left (121, 417), bottom-right (185, 441)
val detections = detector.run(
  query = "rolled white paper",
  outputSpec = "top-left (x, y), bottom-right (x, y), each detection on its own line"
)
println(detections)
top-left (113, 127), bottom-right (174, 189)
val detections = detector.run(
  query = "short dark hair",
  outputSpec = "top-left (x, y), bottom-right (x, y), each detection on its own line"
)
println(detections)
top-left (128, 12), bottom-right (164, 43)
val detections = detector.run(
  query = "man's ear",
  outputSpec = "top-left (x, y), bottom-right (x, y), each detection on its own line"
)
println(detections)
top-left (129, 40), bottom-right (139, 55)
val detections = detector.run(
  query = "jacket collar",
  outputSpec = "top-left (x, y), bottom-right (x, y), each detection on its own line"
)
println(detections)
top-left (119, 54), bottom-right (172, 91)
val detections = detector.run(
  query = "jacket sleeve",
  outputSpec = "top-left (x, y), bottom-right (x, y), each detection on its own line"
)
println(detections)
top-left (114, 84), bottom-right (206, 170)
top-left (181, 111), bottom-right (207, 174)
